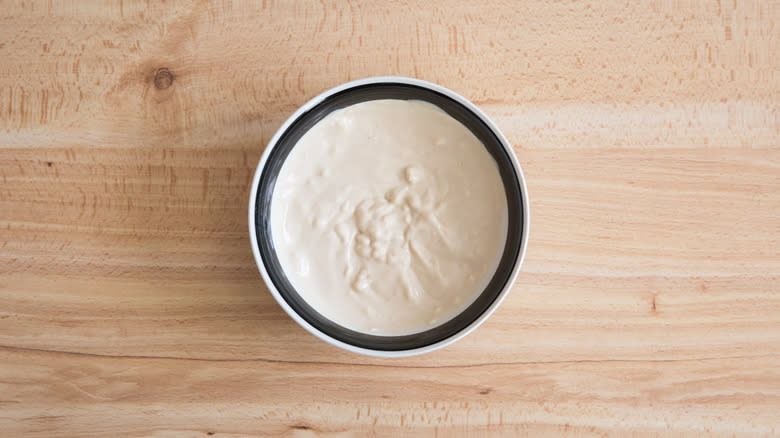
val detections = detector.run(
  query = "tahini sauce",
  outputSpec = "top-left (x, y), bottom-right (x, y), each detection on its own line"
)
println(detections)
top-left (271, 100), bottom-right (507, 335)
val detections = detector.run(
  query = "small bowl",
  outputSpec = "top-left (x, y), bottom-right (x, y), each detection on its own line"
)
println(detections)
top-left (249, 76), bottom-right (529, 357)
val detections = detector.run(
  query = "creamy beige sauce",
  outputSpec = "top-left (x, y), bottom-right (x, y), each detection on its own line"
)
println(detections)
top-left (271, 99), bottom-right (507, 335)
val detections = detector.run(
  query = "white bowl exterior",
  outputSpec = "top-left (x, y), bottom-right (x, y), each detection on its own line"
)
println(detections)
top-left (248, 76), bottom-right (530, 357)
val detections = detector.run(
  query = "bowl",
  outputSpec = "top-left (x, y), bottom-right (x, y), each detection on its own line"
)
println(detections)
top-left (249, 76), bottom-right (529, 357)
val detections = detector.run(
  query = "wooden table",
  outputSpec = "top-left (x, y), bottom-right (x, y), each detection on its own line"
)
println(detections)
top-left (1, 1), bottom-right (778, 436)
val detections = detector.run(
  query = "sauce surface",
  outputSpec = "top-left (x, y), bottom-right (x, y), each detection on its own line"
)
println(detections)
top-left (271, 99), bottom-right (507, 335)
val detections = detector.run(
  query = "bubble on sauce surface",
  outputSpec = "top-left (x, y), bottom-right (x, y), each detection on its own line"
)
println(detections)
top-left (404, 166), bottom-right (423, 184)
top-left (352, 269), bottom-right (371, 294)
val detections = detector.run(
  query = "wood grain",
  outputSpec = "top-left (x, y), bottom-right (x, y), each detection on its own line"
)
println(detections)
top-left (1, 0), bottom-right (778, 436)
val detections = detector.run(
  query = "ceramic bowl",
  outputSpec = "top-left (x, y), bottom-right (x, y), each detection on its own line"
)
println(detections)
top-left (249, 76), bottom-right (529, 357)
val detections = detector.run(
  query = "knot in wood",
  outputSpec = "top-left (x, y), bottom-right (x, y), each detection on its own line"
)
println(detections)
top-left (154, 68), bottom-right (174, 89)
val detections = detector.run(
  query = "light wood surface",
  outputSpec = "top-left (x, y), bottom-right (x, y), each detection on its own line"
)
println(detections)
top-left (1, 1), bottom-right (778, 436)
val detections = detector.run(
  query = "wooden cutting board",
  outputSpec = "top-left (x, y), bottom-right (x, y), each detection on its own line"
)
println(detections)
top-left (1, 1), bottom-right (778, 436)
